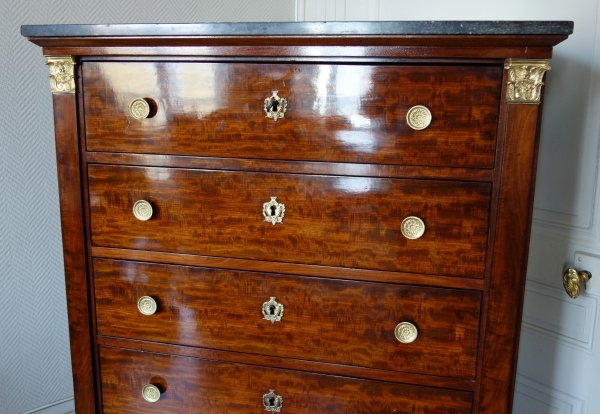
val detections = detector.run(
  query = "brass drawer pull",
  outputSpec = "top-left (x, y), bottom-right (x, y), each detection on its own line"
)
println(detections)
top-left (262, 297), bottom-right (284, 323)
top-left (141, 384), bottom-right (161, 403)
top-left (263, 389), bottom-right (283, 412)
top-left (401, 216), bottom-right (425, 239)
top-left (406, 105), bottom-right (432, 130)
top-left (563, 268), bottom-right (592, 299)
top-left (129, 98), bottom-right (151, 120)
top-left (394, 322), bottom-right (418, 344)
top-left (133, 200), bottom-right (153, 221)
top-left (137, 296), bottom-right (157, 316)
top-left (264, 90), bottom-right (287, 121)
top-left (263, 197), bottom-right (285, 225)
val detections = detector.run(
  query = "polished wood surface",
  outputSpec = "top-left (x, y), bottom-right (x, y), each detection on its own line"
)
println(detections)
top-left (94, 259), bottom-right (482, 379)
top-left (97, 335), bottom-right (478, 391)
top-left (91, 246), bottom-right (486, 289)
top-left (44, 45), bottom-right (557, 60)
top-left (83, 62), bottom-right (501, 168)
top-left (51, 93), bottom-right (96, 414)
top-left (88, 165), bottom-right (491, 277)
top-left (24, 22), bottom-right (572, 414)
top-left (86, 151), bottom-right (497, 182)
top-left (480, 102), bottom-right (542, 414)
top-left (100, 346), bottom-right (474, 413)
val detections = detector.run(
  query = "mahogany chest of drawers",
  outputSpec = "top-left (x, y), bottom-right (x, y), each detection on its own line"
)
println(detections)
top-left (22, 21), bottom-right (572, 414)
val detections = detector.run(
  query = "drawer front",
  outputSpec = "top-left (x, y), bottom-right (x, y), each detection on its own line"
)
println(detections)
top-left (88, 165), bottom-right (491, 277)
top-left (95, 259), bottom-right (482, 379)
top-left (83, 62), bottom-right (501, 168)
top-left (100, 346), bottom-right (473, 413)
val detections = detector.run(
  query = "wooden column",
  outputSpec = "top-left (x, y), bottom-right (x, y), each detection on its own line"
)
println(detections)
top-left (47, 56), bottom-right (97, 414)
top-left (480, 59), bottom-right (549, 414)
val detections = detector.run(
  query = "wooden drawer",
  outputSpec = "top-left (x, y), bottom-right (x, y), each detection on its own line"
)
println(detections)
top-left (100, 346), bottom-right (473, 413)
top-left (88, 165), bottom-right (491, 277)
top-left (94, 259), bottom-right (482, 379)
top-left (83, 62), bottom-right (501, 168)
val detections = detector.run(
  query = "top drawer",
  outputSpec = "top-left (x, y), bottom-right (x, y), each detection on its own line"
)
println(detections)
top-left (83, 62), bottom-right (501, 168)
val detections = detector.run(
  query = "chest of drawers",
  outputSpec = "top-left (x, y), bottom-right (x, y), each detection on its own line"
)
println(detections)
top-left (22, 21), bottom-right (572, 414)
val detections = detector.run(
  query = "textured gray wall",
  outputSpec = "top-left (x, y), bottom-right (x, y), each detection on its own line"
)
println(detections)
top-left (0, 1), bottom-right (295, 413)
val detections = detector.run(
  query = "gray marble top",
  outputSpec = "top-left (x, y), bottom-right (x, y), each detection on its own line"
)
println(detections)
top-left (21, 21), bottom-right (574, 38)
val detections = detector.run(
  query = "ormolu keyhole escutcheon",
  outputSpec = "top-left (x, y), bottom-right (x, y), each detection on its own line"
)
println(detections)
top-left (263, 197), bottom-right (285, 225)
top-left (262, 297), bottom-right (284, 323)
top-left (264, 90), bottom-right (287, 121)
top-left (262, 390), bottom-right (283, 413)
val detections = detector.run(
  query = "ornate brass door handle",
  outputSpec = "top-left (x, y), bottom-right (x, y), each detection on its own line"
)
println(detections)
top-left (563, 268), bottom-right (592, 299)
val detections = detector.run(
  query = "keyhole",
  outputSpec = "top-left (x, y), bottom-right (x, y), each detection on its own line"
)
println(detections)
top-left (270, 305), bottom-right (276, 315)
top-left (270, 206), bottom-right (277, 216)
top-left (269, 397), bottom-right (275, 406)
top-left (267, 97), bottom-right (279, 112)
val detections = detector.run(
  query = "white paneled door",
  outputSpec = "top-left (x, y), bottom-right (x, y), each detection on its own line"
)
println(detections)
top-left (298, 1), bottom-right (600, 413)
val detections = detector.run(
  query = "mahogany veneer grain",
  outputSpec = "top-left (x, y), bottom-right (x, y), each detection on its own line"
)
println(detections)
top-left (88, 165), bottom-right (491, 277)
top-left (23, 22), bottom-right (572, 414)
top-left (94, 258), bottom-right (482, 379)
top-left (83, 62), bottom-right (501, 169)
top-left (100, 346), bottom-right (474, 414)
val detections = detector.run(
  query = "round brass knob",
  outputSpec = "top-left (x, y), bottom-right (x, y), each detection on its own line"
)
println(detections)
top-left (142, 384), bottom-right (161, 403)
top-left (133, 200), bottom-right (153, 221)
top-left (129, 98), bottom-right (151, 120)
top-left (138, 296), bottom-right (157, 316)
top-left (401, 216), bottom-right (425, 239)
top-left (563, 268), bottom-right (592, 299)
top-left (406, 105), bottom-right (432, 130)
top-left (394, 322), bottom-right (418, 344)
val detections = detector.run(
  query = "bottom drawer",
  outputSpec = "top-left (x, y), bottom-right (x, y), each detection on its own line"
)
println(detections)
top-left (100, 346), bottom-right (473, 413)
